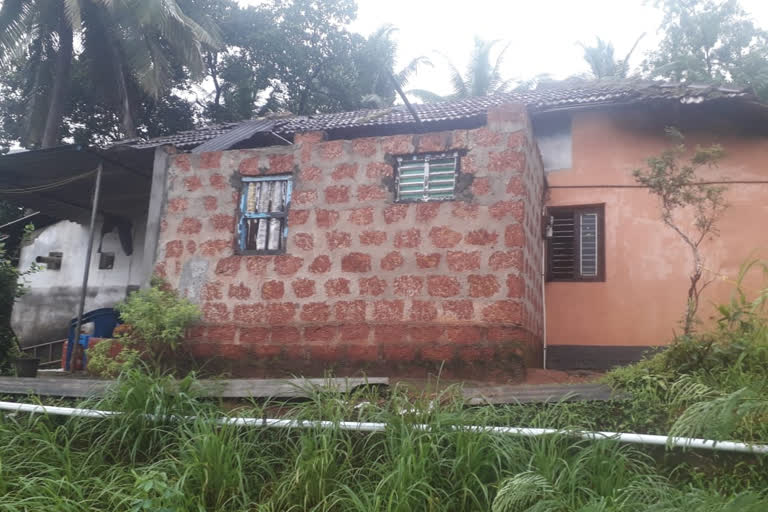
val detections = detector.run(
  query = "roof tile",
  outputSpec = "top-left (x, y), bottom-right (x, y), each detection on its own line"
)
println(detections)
top-left (114, 81), bottom-right (756, 150)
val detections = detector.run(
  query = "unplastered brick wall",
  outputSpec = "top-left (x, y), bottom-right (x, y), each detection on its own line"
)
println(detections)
top-left (155, 103), bottom-right (545, 380)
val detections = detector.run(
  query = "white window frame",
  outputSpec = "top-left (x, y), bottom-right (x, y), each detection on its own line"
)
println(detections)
top-left (395, 152), bottom-right (459, 202)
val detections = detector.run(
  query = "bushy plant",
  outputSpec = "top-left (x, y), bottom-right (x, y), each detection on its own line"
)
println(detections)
top-left (606, 259), bottom-right (768, 442)
top-left (87, 278), bottom-right (200, 377)
top-left (0, 224), bottom-right (37, 374)
top-left (86, 338), bottom-right (142, 379)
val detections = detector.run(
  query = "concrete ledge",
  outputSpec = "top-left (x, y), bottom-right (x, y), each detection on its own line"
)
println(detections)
top-left (0, 376), bottom-right (389, 399)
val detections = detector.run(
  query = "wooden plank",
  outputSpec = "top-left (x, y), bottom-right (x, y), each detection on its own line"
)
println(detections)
top-left (462, 383), bottom-right (626, 405)
top-left (0, 377), bottom-right (618, 404)
top-left (191, 377), bottom-right (390, 398)
top-left (0, 377), bottom-right (110, 398)
top-left (0, 376), bottom-right (389, 399)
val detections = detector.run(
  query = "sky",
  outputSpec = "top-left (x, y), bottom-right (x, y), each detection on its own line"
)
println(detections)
top-left (243, 0), bottom-right (768, 97)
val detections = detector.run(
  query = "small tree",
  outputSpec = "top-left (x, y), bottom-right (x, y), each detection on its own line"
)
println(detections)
top-left (633, 127), bottom-right (727, 335)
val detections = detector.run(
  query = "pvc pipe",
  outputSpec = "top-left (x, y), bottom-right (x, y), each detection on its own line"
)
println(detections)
top-left (541, 233), bottom-right (548, 370)
top-left (1, 400), bottom-right (766, 455)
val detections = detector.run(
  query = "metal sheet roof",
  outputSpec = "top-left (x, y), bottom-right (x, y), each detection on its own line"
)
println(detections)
top-left (0, 145), bottom-right (154, 223)
top-left (191, 119), bottom-right (278, 153)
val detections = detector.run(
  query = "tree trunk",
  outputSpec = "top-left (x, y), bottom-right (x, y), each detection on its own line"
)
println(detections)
top-left (97, 5), bottom-right (138, 139)
top-left (41, 19), bottom-right (73, 148)
top-left (118, 76), bottom-right (138, 139)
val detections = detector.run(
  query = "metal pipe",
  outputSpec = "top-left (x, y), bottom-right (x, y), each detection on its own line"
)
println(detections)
top-left (68, 162), bottom-right (103, 371)
top-left (548, 180), bottom-right (768, 189)
top-left (541, 234), bottom-right (548, 370)
top-left (1, 400), bottom-right (767, 455)
top-left (0, 211), bottom-right (40, 230)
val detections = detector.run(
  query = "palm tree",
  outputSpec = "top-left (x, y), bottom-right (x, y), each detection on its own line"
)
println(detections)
top-left (357, 24), bottom-right (432, 107)
top-left (409, 37), bottom-right (514, 103)
top-left (0, 0), bottom-right (218, 147)
top-left (578, 34), bottom-right (645, 80)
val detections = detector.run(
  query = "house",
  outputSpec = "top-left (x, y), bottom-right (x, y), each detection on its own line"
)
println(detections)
top-left (4, 81), bottom-right (768, 379)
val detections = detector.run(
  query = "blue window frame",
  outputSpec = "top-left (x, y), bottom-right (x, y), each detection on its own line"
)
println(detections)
top-left (238, 175), bottom-right (293, 254)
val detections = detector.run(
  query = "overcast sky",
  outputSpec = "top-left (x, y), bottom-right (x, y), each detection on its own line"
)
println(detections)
top-left (243, 0), bottom-right (768, 97)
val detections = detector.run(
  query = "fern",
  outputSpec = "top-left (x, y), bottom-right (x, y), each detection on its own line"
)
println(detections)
top-left (667, 375), bottom-right (718, 408)
top-left (668, 388), bottom-right (768, 442)
top-left (492, 472), bottom-right (553, 512)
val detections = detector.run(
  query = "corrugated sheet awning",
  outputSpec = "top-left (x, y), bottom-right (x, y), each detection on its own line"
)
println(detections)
top-left (0, 145), bottom-right (155, 223)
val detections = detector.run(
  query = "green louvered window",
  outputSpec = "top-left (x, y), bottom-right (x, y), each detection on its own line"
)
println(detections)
top-left (395, 152), bottom-right (458, 202)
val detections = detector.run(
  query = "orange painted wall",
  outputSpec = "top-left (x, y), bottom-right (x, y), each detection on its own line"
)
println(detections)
top-left (545, 108), bottom-right (768, 347)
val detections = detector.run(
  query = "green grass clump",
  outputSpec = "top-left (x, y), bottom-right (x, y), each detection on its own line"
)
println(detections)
top-left (3, 263), bottom-right (768, 510)
top-left (1, 369), bottom-right (767, 511)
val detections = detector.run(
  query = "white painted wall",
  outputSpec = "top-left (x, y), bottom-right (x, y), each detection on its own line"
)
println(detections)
top-left (11, 217), bottom-right (148, 345)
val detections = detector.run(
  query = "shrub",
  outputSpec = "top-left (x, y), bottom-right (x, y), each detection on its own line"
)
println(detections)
top-left (606, 259), bottom-right (768, 442)
top-left (87, 339), bottom-right (142, 378)
top-left (88, 278), bottom-right (200, 377)
top-left (0, 224), bottom-right (37, 374)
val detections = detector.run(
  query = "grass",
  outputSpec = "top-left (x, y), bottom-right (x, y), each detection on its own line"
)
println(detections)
top-left (2, 263), bottom-right (768, 511)
top-left (0, 369), bottom-right (766, 511)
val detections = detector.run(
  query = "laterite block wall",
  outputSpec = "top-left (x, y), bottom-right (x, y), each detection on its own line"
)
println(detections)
top-left (155, 103), bottom-right (545, 380)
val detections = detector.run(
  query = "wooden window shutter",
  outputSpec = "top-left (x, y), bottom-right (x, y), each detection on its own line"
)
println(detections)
top-left (239, 175), bottom-right (293, 254)
top-left (547, 204), bottom-right (604, 281)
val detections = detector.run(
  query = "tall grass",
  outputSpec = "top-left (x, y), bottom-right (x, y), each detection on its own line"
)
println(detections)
top-left (1, 370), bottom-right (766, 511)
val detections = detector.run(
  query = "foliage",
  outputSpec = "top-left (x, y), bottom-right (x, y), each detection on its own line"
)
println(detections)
top-left (0, 0), bottom-right (218, 147)
top-left (0, 370), bottom-right (766, 511)
top-left (578, 34), bottom-right (645, 79)
top-left (606, 259), bottom-right (768, 444)
top-left (409, 37), bottom-right (514, 103)
top-left (86, 338), bottom-right (142, 379)
top-left (87, 279), bottom-right (199, 377)
top-left (633, 127), bottom-right (727, 334)
top-left (0, 0), bottom-right (425, 144)
top-left (0, 224), bottom-right (37, 374)
top-left (194, 0), bottom-right (422, 121)
top-left (356, 24), bottom-right (432, 108)
top-left (645, 0), bottom-right (768, 100)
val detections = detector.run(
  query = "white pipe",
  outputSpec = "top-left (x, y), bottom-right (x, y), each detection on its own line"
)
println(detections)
top-left (2, 400), bottom-right (767, 455)
top-left (541, 233), bottom-right (548, 370)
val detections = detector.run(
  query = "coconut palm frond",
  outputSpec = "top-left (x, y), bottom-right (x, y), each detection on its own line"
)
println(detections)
top-left (407, 88), bottom-right (445, 103)
top-left (621, 33), bottom-right (646, 69)
top-left (445, 57), bottom-right (468, 100)
top-left (395, 56), bottom-right (432, 90)
top-left (579, 37), bottom-right (617, 79)
top-left (488, 40), bottom-right (512, 92)
top-left (160, 0), bottom-right (222, 49)
top-left (62, 0), bottom-right (82, 31)
top-left (0, 0), bottom-right (31, 53)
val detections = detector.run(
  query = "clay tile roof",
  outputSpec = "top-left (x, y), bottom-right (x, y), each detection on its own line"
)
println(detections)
top-left (112, 80), bottom-right (759, 151)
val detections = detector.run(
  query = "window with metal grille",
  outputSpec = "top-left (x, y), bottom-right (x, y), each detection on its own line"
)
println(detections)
top-left (546, 205), bottom-right (604, 281)
top-left (238, 176), bottom-right (292, 254)
top-left (395, 152), bottom-right (458, 202)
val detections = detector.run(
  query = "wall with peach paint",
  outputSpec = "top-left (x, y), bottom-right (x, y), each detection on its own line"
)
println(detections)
top-left (545, 107), bottom-right (768, 355)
